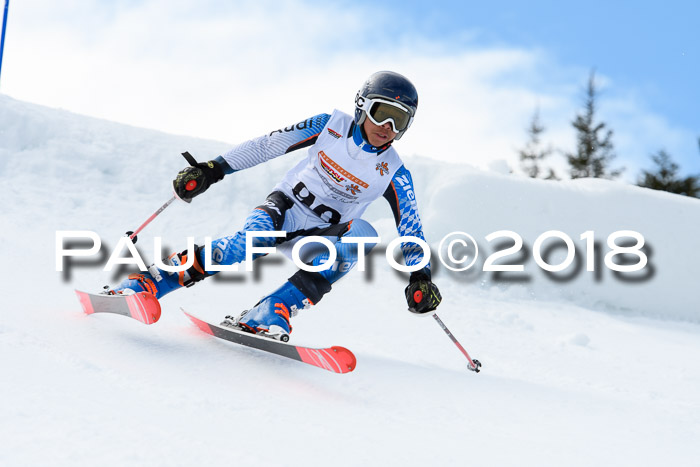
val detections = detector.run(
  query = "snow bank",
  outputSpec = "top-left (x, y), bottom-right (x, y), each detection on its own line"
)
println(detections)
top-left (407, 159), bottom-right (700, 321)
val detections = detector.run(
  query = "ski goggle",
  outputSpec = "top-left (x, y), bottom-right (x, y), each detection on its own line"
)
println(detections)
top-left (356, 96), bottom-right (413, 133)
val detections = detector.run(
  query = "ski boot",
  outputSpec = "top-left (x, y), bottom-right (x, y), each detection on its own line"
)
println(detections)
top-left (107, 266), bottom-right (180, 299)
top-left (222, 281), bottom-right (314, 342)
top-left (107, 246), bottom-right (208, 299)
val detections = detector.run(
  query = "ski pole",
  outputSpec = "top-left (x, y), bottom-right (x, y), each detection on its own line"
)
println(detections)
top-left (432, 312), bottom-right (482, 373)
top-left (126, 195), bottom-right (178, 243)
top-left (412, 289), bottom-right (481, 372)
top-left (126, 152), bottom-right (200, 243)
top-left (0, 0), bottom-right (9, 87)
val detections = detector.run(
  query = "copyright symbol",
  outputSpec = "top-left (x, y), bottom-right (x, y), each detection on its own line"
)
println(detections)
top-left (438, 232), bottom-right (479, 272)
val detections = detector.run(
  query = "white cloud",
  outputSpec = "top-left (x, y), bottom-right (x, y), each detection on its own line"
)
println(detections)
top-left (2, 0), bottom-right (694, 178)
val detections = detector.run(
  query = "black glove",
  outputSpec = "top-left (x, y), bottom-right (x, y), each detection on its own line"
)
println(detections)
top-left (173, 160), bottom-right (224, 201)
top-left (405, 273), bottom-right (442, 314)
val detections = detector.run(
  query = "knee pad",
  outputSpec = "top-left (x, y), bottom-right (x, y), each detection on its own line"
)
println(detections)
top-left (254, 191), bottom-right (295, 230)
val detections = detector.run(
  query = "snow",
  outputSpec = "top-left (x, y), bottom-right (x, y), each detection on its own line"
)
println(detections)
top-left (2, 94), bottom-right (700, 466)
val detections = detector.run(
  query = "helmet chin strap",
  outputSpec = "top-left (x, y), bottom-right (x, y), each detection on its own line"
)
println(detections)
top-left (351, 121), bottom-right (392, 154)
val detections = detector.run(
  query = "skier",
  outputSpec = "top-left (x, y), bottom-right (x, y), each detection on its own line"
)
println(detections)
top-left (110, 71), bottom-right (442, 340)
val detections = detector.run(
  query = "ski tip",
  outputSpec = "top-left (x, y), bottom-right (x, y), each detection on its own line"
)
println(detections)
top-left (297, 346), bottom-right (357, 374)
top-left (330, 346), bottom-right (357, 373)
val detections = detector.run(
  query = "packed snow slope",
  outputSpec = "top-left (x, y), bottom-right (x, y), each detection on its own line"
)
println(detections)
top-left (2, 95), bottom-right (700, 466)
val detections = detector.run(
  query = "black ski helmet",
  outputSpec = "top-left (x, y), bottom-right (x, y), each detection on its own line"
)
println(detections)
top-left (354, 71), bottom-right (418, 141)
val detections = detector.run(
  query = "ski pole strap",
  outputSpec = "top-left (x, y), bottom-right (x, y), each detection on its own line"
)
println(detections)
top-left (432, 313), bottom-right (481, 373)
top-left (182, 151), bottom-right (199, 167)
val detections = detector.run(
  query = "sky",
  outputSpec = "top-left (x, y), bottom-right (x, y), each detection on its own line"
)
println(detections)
top-left (1, 0), bottom-right (698, 180)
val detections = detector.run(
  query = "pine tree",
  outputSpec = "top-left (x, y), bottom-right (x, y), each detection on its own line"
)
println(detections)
top-left (518, 109), bottom-right (558, 180)
top-left (566, 71), bottom-right (624, 179)
top-left (638, 149), bottom-right (700, 198)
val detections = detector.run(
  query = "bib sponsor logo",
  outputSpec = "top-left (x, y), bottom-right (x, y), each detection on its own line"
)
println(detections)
top-left (376, 161), bottom-right (389, 176)
top-left (327, 128), bottom-right (342, 139)
top-left (345, 184), bottom-right (361, 196)
top-left (317, 151), bottom-right (369, 190)
top-left (320, 157), bottom-right (345, 185)
top-left (313, 167), bottom-right (358, 204)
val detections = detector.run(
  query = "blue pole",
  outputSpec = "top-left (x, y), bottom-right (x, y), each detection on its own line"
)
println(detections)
top-left (0, 0), bottom-right (9, 86)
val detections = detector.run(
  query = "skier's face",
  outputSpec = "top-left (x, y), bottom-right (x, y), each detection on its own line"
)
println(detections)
top-left (363, 118), bottom-right (397, 147)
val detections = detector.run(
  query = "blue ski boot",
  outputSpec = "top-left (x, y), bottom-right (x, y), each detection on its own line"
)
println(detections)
top-left (109, 247), bottom-right (208, 300)
top-left (223, 281), bottom-right (314, 342)
top-left (109, 267), bottom-right (181, 299)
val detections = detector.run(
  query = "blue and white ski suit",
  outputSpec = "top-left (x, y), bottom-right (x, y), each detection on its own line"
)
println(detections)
top-left (207, 109), bottom-right (431, 287)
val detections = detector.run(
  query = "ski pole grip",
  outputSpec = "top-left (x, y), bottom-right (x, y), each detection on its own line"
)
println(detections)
top-left (414, 290), bottom-right (423, 303)
top-left (180, 152), bottom-right (200, 192)
top-left (182, 151), bottom-right (198, 167)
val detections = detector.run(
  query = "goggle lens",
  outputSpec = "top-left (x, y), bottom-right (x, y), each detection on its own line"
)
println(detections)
top-left (367, 100), bottom-right (411, 133)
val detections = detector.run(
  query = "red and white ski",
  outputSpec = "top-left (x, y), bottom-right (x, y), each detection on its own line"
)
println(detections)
top-left (183, 310), bottom-right (356, 374)
top-left (75, 290), bottom-right (161, 325)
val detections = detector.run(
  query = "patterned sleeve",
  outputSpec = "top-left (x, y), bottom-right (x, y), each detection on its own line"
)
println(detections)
top-left (382, 164), bottom-right (432, 279)
top-left (220, 113), bottom-right (330, 172)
